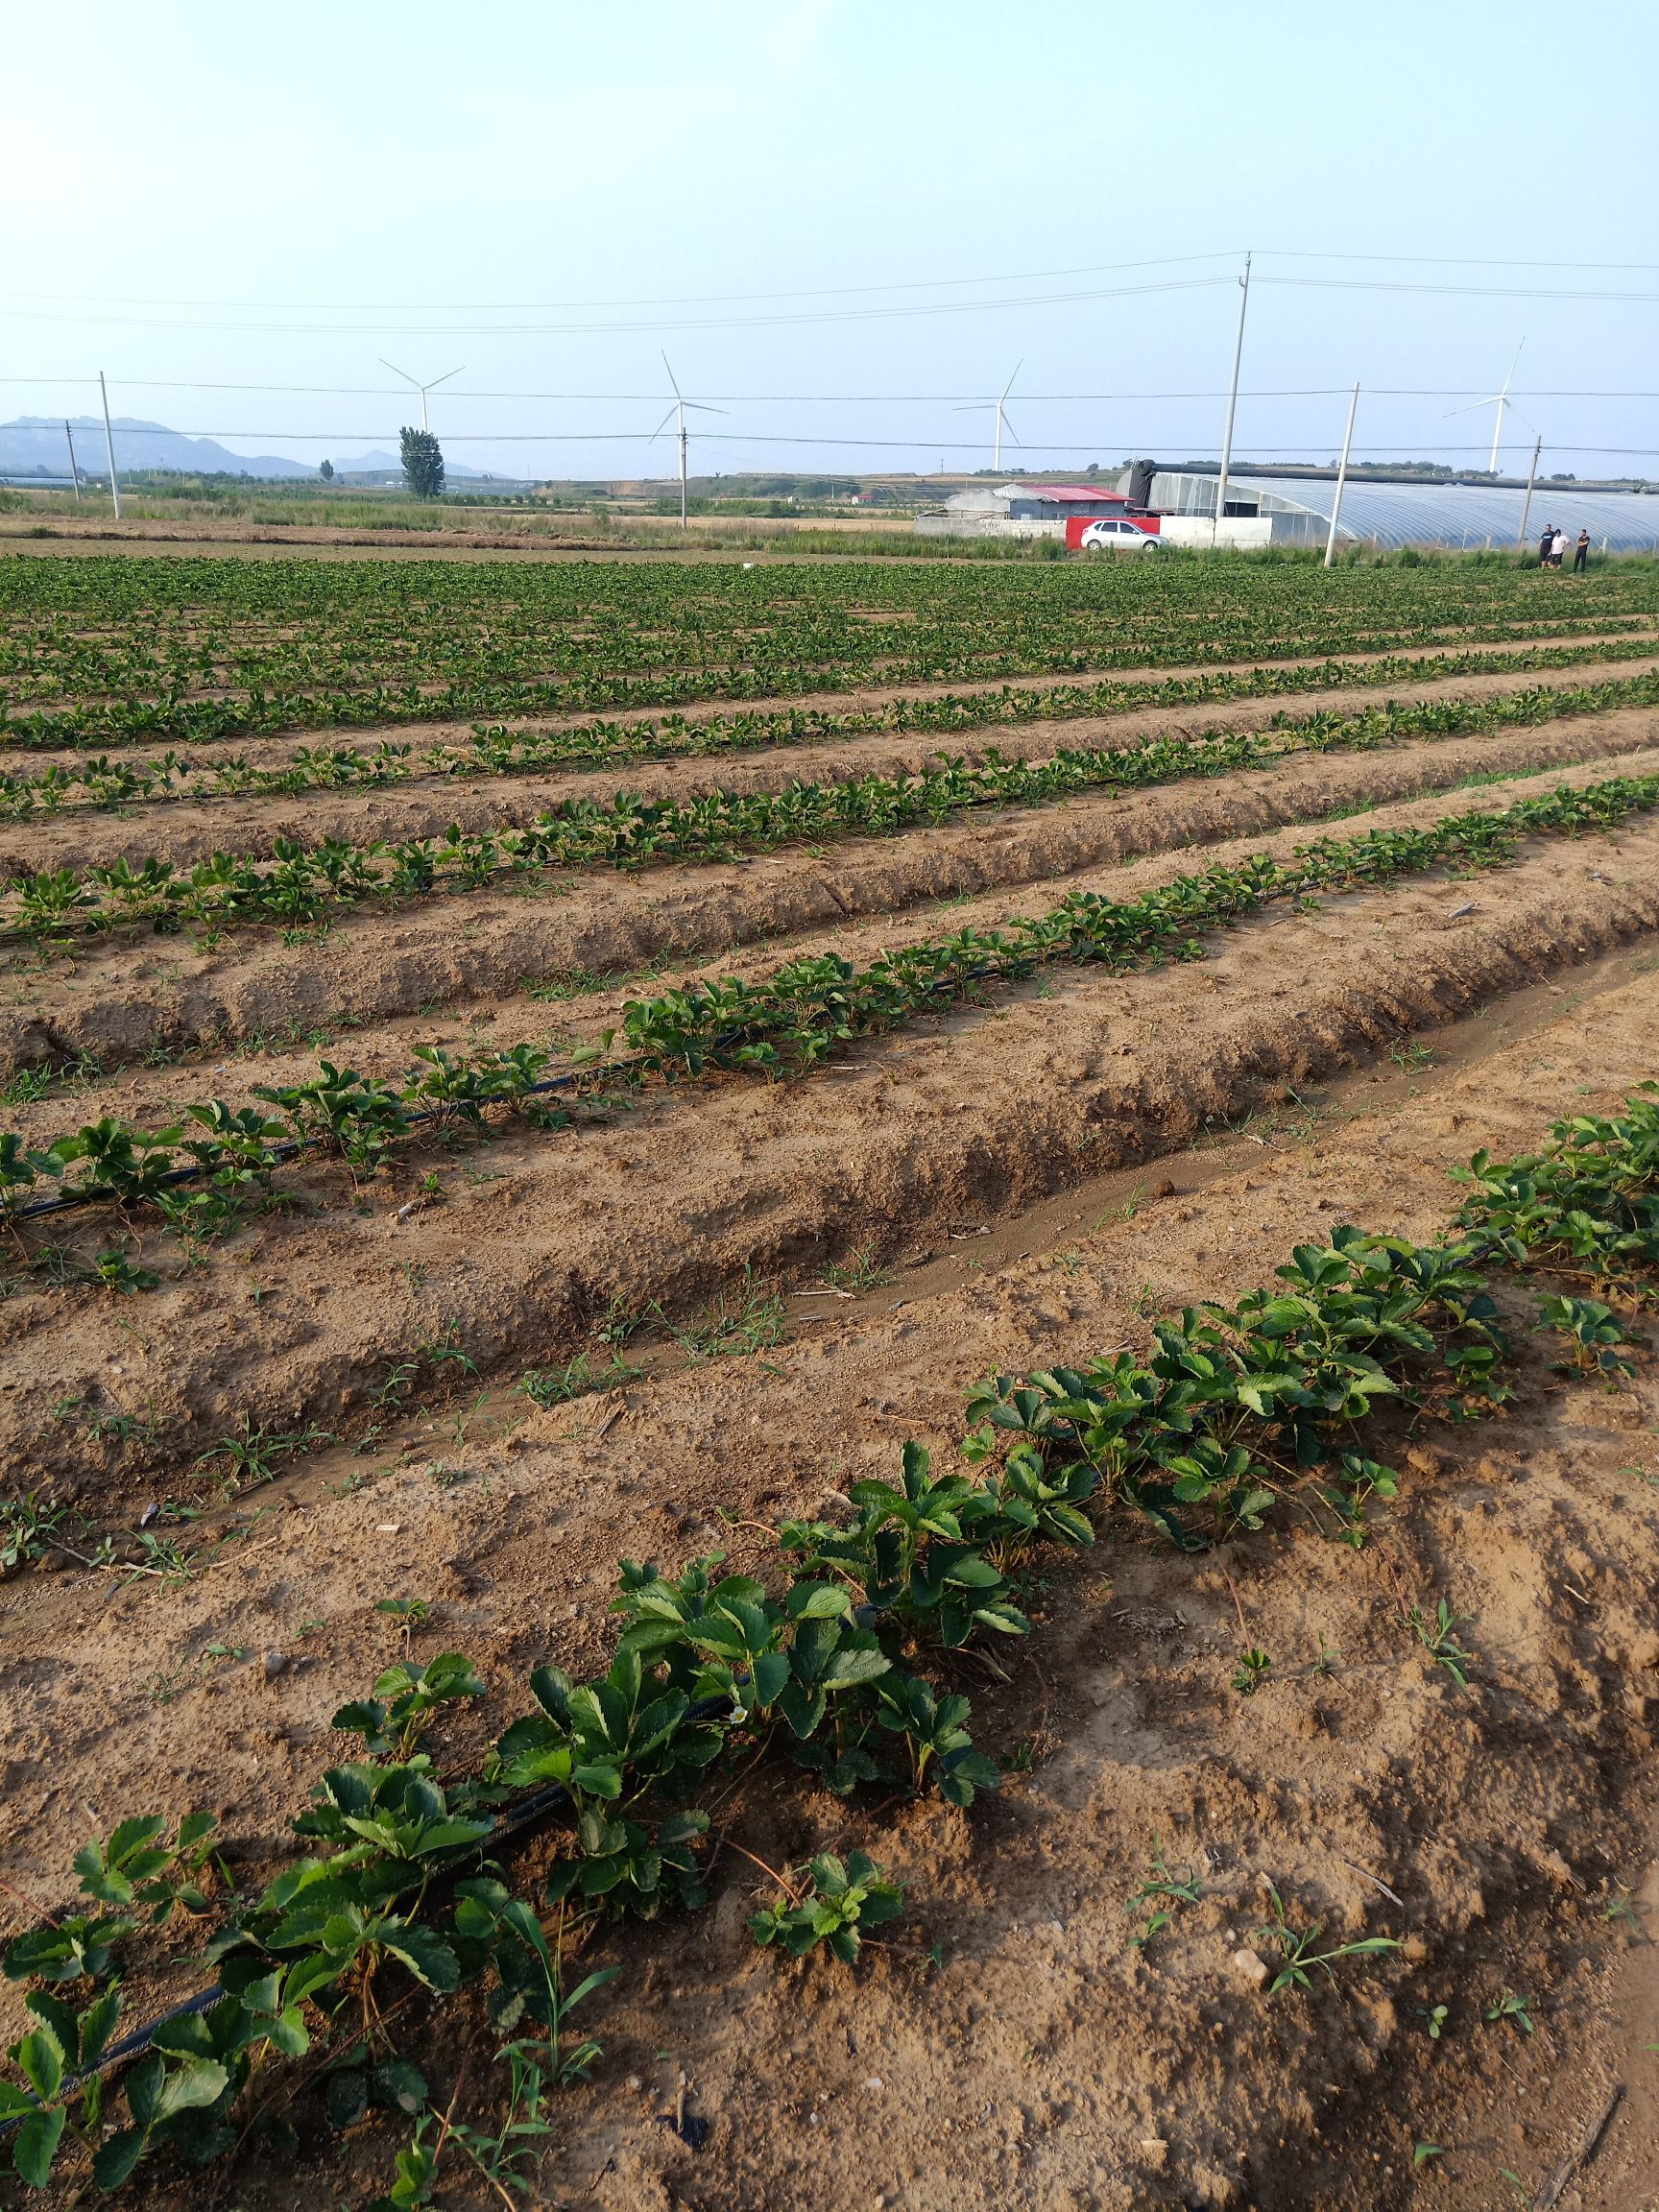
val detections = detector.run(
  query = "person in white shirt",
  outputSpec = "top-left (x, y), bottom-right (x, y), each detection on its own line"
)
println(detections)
top-left (1550, 528), bottom-right (1568, 567)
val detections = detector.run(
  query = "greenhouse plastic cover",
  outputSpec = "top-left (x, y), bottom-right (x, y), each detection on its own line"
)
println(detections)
top-left (1235, 474), bottom-right (1659, 551)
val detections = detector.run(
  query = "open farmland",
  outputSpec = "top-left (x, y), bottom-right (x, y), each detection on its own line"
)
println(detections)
top-left (5, 547), bottom-right (1659, 2211)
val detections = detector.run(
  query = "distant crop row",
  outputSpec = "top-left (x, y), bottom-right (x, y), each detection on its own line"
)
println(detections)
top-left (2, 1077), bottom-right (1654, 2198)
top-left (2, 550), bottom-right (1652, 740)
top-left (5, 634), bottom-right (1659, 813)
top-left (8, 672), bottom-right (1658, 946)
top-left (6, 770), bottom-right (1654, 1252)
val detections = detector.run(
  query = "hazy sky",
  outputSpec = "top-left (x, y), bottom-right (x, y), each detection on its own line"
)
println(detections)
top-left (5, 0), bottom-right (1655, 481)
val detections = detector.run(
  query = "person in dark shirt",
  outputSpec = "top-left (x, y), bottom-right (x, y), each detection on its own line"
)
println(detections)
top-left (1574, 529), bottom-right (1590, 572)
top-left (1539, 525), bottom-right (1555, 567)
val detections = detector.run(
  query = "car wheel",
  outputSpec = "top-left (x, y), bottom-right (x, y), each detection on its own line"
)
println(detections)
top-left (1139, 537), bottom-right (1161, 552)
top-left (1082, 539), bottom-right (1107, 554)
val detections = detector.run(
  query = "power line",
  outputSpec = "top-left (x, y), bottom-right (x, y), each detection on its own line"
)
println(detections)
top-left (0, 252), bottom-right (1243, 315)
top-left (36, 427), bottom-right (1659, 455)
top-left (4, 376), bottom-right (1658, 402)
top-left (1262, 276), bottom-right (1659, 304)
top-left (0, 275), bottom-right (1237, 340)
top-left (8, 246), bottom-right (1659, 317)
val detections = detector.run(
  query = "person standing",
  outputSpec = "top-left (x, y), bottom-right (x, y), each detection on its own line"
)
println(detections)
top-left (1574, 528), bottom-right (1590, 572)
top-left (1539, 523), bottom-right (1555, 567)
top-left (1551, 527), bottom-right (1568, 567)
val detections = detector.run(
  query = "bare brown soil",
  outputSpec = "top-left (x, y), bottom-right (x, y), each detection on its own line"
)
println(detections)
top-left (6, 640), bottom-right (1659, 2211)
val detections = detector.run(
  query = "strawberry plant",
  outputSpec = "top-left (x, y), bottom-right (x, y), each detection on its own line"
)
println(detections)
top-left (331, 1652), bottom-right (486, 1760)
top-left (1538, 1293), bottom-right (1636, 1375)
top-left (748, 1851), bottom-right (904, 1963)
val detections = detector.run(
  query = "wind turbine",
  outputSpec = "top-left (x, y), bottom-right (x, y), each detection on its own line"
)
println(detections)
top-left (652, 353), bottom-right (727, 529)
top-left (954, 362), bottom-right (1023, 474)
top-left (1448, 341), bottom-right (1526, 476)
top-left (379, 359), bottom-right (465, 433)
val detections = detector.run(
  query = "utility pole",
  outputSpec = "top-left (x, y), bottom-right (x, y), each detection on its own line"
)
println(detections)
top-left (98, 371), bottom-right (121, 519)
top-left (63, 421), bottom-right (83, 503)
top-left (1515, 434), bottom-right (1543, 550)
top-left (654, 354), bottom-right (723, 531)
top-left (1213, 252), bottom-right (1251, 545)
top-left (1323, 383), bottom-right (1359, 568)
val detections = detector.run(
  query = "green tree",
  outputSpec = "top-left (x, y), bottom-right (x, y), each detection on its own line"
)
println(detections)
top-left (318, 459), bottom-right (334, 483)
top-left (399, 428), bottom-right (445, 500)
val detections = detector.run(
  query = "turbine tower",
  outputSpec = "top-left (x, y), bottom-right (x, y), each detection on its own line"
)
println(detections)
top-left (652, 353), bottom-right (727, 529)
top-left (1449, 342), bottom-right (1526, 475)
top-left (379, 359), bottom-right (465, 434)
top-left (954, 363), bottom-right (1023, 473)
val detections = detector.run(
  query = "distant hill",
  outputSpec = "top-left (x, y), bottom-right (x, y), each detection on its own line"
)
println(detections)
top-left (0, 416), bottom-right (490, 482)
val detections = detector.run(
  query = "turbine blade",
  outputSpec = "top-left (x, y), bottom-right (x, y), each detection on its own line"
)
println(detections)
top-left (661, 349), bottom-right (684, 402)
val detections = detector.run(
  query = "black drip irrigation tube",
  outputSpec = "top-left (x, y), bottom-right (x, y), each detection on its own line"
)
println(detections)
top-left (6, 954), bottom-right (1033, 1227)
top-left (8, 1654), bottom-right (846, 2108)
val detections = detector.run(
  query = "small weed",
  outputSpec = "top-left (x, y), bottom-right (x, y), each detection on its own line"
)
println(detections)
top-left (1232, 1647), bottom-right (1272, 1696)
top-left (823, 1246), bottom-right (891, 1293)
top-left (1098, 1182), bottom-right (1145, 1227)
top-left (1253, 1884), bottom-right (1401, 1996)
top-left (1125, 1839), bottom-right (1202, 1951)
top-left (1418, 2001), bottom-right (1450, 2039)
top-left (591, 1293), bottom-right (653, 1352)
top-left (1413, 2143), bottom-right (1445, 2169)
top-left (521, 1351), bottom-right (637, 1408)
top-left (1311, 1635), bottom-right (1340, 1678)
top-left (1387, 1038), bottom-right (1436, 1074)
top-left (372, 1359), bottom-right (419, 1410)
top-left (1, 1491), bottom-right (64, 1573)
top-left (670, 1274), bottom-right (787, 1362)
top-left (1485, 1990), bottom-right (1534, 2034)
top-left (1601, 1885), bottom-right (1643, 1933)
top-left (1406, 1599), bottom-right (1476, 1688)
top-left (417, 1326), bottom-right (476, 1377)
top-left (195, 1419), bottom-right (331, 1492)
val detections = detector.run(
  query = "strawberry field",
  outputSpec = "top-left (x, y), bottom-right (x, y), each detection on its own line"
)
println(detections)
top-left (3, 545), bottom-right (1659, 2212)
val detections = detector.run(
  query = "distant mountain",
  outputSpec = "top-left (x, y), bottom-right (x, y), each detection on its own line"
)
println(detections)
top-left (0, 417), bottom-right (490, 481)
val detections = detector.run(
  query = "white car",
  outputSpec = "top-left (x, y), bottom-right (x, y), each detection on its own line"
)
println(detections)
top-left (1078, 517), bottom-right (1161, 553)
